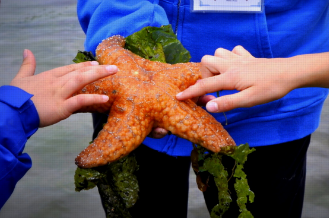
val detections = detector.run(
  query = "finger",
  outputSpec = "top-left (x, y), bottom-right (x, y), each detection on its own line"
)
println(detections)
top-left (214, 47), bottom-right (237, 59)
top-left (50, 61), bottom-right (101, 77)
top-left (14, 49), bottom-right (36, 79)
top-left (196, 95), bottom-right (216, 106)
top-left (232, 45), bottom-right (253, 57)
top-left (63, 94), bottom-right (109, 115)
top-left (176, 78), bottom-right (218, 101)
top-left (176, 74), bottom-right (235, 101)
top-left (149, 127), bottom-right (169, 139)
top-left (200, 55), bottom-right (231, 79)
top-left (205, 88), bottom-right (268, 113)
top-left (62, 65), bottom-right (118, 96)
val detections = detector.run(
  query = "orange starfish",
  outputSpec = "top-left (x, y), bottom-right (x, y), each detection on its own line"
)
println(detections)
top-left (75, 36), bottom-right (235, 168)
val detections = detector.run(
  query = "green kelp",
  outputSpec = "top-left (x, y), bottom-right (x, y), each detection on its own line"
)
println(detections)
top-left (73, 50), bottom-right (96, 63)
top-left (192, 144), bottom-right (255, 218)
top-left (73, 25), bottom-right (191, 65)
top-left (74, 154), bottom-right (139, 218)
top-left (124, 25), bottom-right (191, 63)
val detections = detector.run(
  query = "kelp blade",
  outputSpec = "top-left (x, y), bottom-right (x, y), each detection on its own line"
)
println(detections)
top-left (73, 50), bottom-right (96, 63)
top-left (125, 25), bottom-right (191, 64)
top-left (74, 155), bottom-right (138, 218)
top-left (195, 143), bottom-right (255, 218)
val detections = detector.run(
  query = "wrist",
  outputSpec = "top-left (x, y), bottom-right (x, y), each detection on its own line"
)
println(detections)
top-left (289, 53), bottom-right (329, 89)
top-left (272, 57), bottom-right (303, 93)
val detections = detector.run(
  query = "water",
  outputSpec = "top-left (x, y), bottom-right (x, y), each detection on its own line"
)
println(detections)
top-left (0, 1), bottom-right (328, 217)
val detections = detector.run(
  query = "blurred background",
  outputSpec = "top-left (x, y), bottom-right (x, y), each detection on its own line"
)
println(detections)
top-left (0, 1), bottom-right (328, 217)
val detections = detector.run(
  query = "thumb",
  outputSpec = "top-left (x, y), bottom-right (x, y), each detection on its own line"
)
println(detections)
top-left (15, 49), bottom-right (36, 79)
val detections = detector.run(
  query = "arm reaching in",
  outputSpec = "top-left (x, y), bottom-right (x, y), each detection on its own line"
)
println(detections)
top-left (0, 49), bottom-right (117, 209)
top-left (177, 46), bottom-right (329, 112)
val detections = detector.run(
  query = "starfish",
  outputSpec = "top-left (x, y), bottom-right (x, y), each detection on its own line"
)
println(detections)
top-left (75, 36), bottom-right (235, 168)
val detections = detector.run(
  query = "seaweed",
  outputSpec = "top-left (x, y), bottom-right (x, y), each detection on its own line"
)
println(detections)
top-left (124, 25), bottom-right (191, 64)
top-left (192, 144), bottom-right (255, 218)
top-left (72, 50), bottom-right (96, 63)
top-left (74, 154), bottom-right (138, 218)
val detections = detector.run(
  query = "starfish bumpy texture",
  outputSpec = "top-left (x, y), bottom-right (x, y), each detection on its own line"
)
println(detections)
top-left (75, 36), bottom-right (235, 168)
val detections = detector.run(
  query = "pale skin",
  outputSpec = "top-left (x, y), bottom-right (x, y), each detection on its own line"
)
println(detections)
top-left (176, 46), bottom-right (329, 113)
top-left (9, 49), bottom-right (118, 127)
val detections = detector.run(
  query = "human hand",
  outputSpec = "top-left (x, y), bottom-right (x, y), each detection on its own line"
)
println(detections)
top-left (10, 49), bottom-right (118, 127)
top-left (176, 46), bottom-right (299, 112)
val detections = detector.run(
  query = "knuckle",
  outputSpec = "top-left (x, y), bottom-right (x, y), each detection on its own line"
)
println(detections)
top-left (223, 97), bottom-right (234, 108)
top-left (77, 61), bottom-right (91, 68)
top-left (94, 66), bottom-right (106, 75)
top-left (243, 99), bottom-right (255, 108)
top-left (88, 65), bottom-right (106, 77)
top-left (75, 95), bottom-right (87, 107)
top-left (65, 64), bottom-right (77, 72)
top-left (67, 62), bottom-right (91, 73)
top-left (226, 67), bottom-right (239, 78)
top-left (220, 97), bottom-right (235, 112)
top-left (214, 48), bottom-right (226, 57)
top-left (232, 45), bottom-right (242, 53)
top-left (197, 79), bottom-right (208, 90)
top-left (74, 73), bottom-right (85, 84)
top-left (201, 56), bottom-right (210, 65)
top-left (267, 86), bottom-right (285, 100)
top-left (195, 80), bottom-right (211, 96)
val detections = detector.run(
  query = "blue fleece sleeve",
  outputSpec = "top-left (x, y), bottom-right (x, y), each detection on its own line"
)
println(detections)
top-left (77, 0), bottom-right (169, 54)
top-left (0, 86), bottom-right (39, 209)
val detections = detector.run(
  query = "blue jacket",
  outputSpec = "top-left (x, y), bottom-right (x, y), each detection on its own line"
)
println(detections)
top-left (0, 86), bottom-right (39, 209)
top-left (77, 0), bottom-right (329, 156)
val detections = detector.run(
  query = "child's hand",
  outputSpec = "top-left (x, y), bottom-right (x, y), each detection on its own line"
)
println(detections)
top-left (10, 49), bottom-right (118, 127)
top-left (177, 46), bottom-right (298, 112)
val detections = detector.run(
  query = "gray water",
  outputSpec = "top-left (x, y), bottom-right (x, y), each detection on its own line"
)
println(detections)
top-left (0, 1), bottom-right (328, 217)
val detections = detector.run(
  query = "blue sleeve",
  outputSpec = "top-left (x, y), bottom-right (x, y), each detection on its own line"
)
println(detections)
top-left (0, 86), bottom-right (39, 209)
top-left (77, 0), bottom-right (169, 54)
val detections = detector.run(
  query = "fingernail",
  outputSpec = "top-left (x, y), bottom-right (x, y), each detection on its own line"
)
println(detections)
top-left (23, 49), bottom-right (28, 59)
top-left (207, 102), bottom-right (218, 112)
top-left (91, 61), bottom-right (99, 65)
top-left (106, 65), bottom-right (118, 73)
top-left (102, 95), bottom-right (109, 102)
top-left (176, 92), bottom-right (183, 97)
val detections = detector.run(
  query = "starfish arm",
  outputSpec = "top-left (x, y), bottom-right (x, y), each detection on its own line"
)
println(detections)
top-left (75, 96), bottom-right (154, 168)
top-left (96, 35), bottom-right (125, 61)
top-left (150, 82), bottom-right (235, 152)
top-left (153, 62), bottom-right (202, 91)
top-left (158, 98), bottom-right (235, 153)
